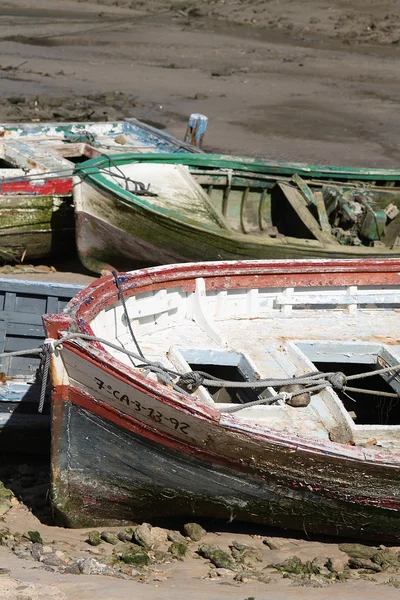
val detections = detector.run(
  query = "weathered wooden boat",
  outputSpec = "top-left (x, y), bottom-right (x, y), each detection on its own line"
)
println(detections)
top-left (43, 259), bottom-right (400, 541)
top-left (0, 277), bottom-right (83, 451)
top-left (0, 118), bottom-right (203, 263)
top-left (0, 140), bottom-right (75, 262)
top-left (0, 117), bottom-right (203, 159)
top-left (74, 153), bottom-right (400, 273)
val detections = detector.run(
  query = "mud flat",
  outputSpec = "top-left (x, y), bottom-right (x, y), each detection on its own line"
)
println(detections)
top-left (1, 0), bottom-right (400, 166)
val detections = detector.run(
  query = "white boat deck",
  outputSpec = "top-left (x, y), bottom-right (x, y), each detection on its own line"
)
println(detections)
top-left (90, 280), bottom-right (400, 450)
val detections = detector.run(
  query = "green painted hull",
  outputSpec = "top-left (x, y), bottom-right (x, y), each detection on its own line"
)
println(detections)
top-left (0, 194), bottom-right (75, 262)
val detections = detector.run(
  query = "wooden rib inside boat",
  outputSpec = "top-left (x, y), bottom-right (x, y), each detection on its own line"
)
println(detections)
top-left (43, 259), bottom-right (400, 541)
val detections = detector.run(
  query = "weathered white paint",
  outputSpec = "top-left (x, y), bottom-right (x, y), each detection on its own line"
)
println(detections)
top-left (87, 279), bottom-right (400, 448)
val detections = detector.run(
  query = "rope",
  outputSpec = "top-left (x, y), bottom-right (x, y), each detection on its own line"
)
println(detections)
top-left (2, 330), bottom-right (400, 415)
top-left (112, 271), bottom-right (145, 360)
top-left (347, 364), bottom-right (400, 381)
top-left (344, 386), bottom-right (400, 398)
top-left (0, 347), bottom-right (43, 358)
top-left (200, 373), bottom-right (332, 388)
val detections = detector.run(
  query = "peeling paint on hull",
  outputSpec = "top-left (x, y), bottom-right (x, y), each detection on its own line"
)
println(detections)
top-left (52, 400), bottom-right (399, 541)
top-left (44, 260), bottom-right (400, 541)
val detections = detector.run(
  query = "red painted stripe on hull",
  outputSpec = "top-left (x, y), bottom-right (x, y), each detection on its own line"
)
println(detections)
top-left (0, 178), bottom-right (72, 195)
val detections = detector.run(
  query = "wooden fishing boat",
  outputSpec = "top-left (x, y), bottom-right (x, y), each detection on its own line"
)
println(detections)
top-left (0, 118), bottom-right (203, 159)
top-left (0, 278), bottom-right (83, 452)
top-left (0, 118), bottom-right (202, 263)
top-left (43, 259), bottom-right (400, 541)
top-left (0, 140), bottom-right (75, 262)
top-left (74, 153), bottom-right (400, 274)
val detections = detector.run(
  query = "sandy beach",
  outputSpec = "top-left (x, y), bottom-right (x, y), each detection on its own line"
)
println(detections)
top-left (1, 1), bottom-right (400, 597)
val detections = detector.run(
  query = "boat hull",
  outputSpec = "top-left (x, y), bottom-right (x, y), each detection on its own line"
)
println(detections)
top-left (75, 179), bottom-right (400, 274)
top-left (51, 391), bottom-right (399, 541)
top-left (45, 260), bottom-right (400, 541)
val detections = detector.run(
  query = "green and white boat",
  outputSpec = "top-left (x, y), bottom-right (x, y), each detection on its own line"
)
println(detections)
top-left (74, 153), bottom-right (400, 273)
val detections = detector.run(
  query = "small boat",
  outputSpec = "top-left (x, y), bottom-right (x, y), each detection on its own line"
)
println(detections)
top-left (0, 277), bottom-right (83, 452)
top-left (0, 140), bottom-right (75, 263)
top-left (43, 259), bottom-right (400, 541)
top-left (0, 118), bottom-right (203, 263)
top-left (0, 118), bottom-right (203, 158)
top-left (73, 153), bottom-right (400, 274)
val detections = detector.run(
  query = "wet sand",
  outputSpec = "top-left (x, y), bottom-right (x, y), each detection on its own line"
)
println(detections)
top-left (1, 0), bottom-right (400, 166)
top-left (1, 1), bottom-right (400, 597)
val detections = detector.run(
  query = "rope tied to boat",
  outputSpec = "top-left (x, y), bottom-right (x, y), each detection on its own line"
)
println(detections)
top-left (1, 333), bottom-right (400, 414)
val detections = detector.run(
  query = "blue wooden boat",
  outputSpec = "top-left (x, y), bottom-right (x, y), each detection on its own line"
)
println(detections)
top-left (0, 278), bottom-right (83, 451)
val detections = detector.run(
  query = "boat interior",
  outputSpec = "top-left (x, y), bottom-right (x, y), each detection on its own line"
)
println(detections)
top-left (90, 277), bottom-right (400, 451)
top-left (101, 161), bottom-right (400, 248)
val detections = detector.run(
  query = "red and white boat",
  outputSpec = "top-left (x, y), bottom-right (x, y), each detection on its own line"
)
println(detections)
top-left (43, 259), bottom-right (400, 541)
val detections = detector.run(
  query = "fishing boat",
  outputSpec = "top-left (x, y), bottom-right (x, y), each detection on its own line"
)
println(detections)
top-left (0, 117), bottom-right (203, 159)
top-left (0, 118), bottom-right (203, 263)
top-left (0, 140), bottom-right (76, 263)
top-left (0, 277), bottom-right (83, 452)
top-left (43, 259), bottom-right (400, 541)
top-left (73, 153), bottom-right (400, 274)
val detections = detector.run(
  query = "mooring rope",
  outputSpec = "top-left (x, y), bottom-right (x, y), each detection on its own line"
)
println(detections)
top-left (1, 333), bottom-right (399, 414)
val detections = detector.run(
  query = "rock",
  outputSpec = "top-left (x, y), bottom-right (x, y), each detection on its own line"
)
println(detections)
top-left (64, 562), bottom-right (81, 575)
top-left (234, 572), bottom-right (253, 582)
top-left (100, 532), bottom-right (119, 545)
top-left (167, 531), bottom-right (186, 544)
top-left (0, 499), bottom-right (12, 516)
top-left (42, 553), bottom-right (65, 567)
top-left (30, 543), bottom-right (43, 561)
top-left (117, 527), bottom-right (134, 542)
top-left (198, 544), bottom-right (235, 570)
top-left (87, 531), bottom-right (102, 546)
top-left (115, 134), bottom-right (127, 145)
top-left (348, 557), bottom-right (382, 572)
top-left (239, 550), bottom-right (263, 569)
top-left (168, 541), bottom-right (189, 560)
top-left (326, 556), bottom-right (348, 573)
top-left (42, 546), bottom-right (53, 554)
top-left (77, 557), bottom-right (129, 578)
top-left (183, 522), bottom-right (206, 542)
top-left (153, 550), bottom-right (168, 562)
top-left (311, 557), bottom-right (330, 576)
top-left (230, 540), bottom-right (252, 553)
top-left (263, 537), bottom-right (283, 550)
top-left (133, 523), bottom-right (156, 549)
top-left (280, 384), bottom-right (310, 407)
top-left (27, 531), bottom-right (43, 544)
top-left (383, 578), bottom-right (400, 588)
top-left (339, 543), bottom-right (377, 560)
top-left (372, 549), bottom-right (400, 572)
top-left (120, 550), bottom-right (150, 566)
top-left (215, 568), bottom-right (234, 577)
top-left (269, 556), bottom-right (319, 575)
top-left (55, 550), bottom-right (67, 561)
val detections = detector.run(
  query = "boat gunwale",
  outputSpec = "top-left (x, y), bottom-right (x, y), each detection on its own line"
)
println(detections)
top-left (76, 152), bottom-right (400, 180)
top-left (43, 259), bottom-right (400, 467)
